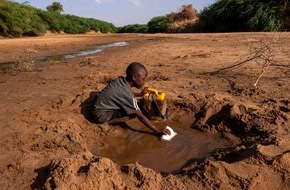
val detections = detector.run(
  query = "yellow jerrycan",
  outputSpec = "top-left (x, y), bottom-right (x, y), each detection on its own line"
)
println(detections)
top-left (142, 87), bottom-right (167, 120)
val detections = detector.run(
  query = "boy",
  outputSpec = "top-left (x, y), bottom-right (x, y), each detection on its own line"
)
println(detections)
top-left (91, 62), bottom-right (168, 136)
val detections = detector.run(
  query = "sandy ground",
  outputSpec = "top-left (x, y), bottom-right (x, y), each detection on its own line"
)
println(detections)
top-left (0, 33), bottom-right (290, 189)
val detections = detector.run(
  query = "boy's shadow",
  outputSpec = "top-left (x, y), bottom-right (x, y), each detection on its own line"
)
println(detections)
top-left (80, 91), bottom-right (98, 123)
top-left (80, 91), bottom-right (156, 136)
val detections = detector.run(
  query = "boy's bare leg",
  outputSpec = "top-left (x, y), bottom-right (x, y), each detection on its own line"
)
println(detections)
top-left (98, 122), bottom-right (111, 134)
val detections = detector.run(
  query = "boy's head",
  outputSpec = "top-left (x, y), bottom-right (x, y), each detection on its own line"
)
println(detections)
top-left (126, 62), bottom-right (148, 89)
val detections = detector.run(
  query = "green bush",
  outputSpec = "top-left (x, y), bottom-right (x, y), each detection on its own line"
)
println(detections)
top-left (36, 10), bottom-right (64, 32)
top-left (147, 16), bottom-right (170, 33)
top-left (63, 14), bottom-right (90, 33)
top-left (0, 1), bottom-right (117, 37)
top-left (117, 24), bottom-right (148, 33)
top-left (198, 0), bottom-right (285, 32)
top-left (0, 1), bottom-right (46, 36)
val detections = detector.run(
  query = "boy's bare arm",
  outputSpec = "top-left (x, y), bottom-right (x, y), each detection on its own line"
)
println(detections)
top-left (133, 92), bottom-right (143, 97)
top-left (133, 87), bottom-right (148, 97)
top-left (135, 111), bottom-right (163, 135)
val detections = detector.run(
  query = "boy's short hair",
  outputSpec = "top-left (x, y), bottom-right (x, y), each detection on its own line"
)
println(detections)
top-left (126, 62), bottom-right (147, 80)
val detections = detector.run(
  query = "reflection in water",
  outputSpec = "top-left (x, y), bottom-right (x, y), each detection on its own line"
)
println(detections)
top-left (64, 42), bottom-right (128, 59)
top-left (92, 114), bottom-right (229, 173)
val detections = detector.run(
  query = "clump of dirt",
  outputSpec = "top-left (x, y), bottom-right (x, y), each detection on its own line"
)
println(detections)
top-left (188, 89), bottom-right (289, 146)
top-left (38, 152), bottom-right (164, 189)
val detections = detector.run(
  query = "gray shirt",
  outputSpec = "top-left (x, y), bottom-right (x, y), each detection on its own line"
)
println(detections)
top-left (93, 77), bottom-right (140, 115)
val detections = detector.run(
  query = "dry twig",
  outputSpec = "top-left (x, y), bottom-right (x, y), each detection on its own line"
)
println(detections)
top-left (208, 32), bottom-right (290, 87)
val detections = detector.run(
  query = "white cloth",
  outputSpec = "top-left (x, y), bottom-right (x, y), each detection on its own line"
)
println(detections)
top-left (161, 126), bottom-right (177, 141)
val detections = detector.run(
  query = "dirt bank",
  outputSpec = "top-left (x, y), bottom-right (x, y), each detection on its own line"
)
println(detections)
top-left (0, 33), bottom-right (289, 189)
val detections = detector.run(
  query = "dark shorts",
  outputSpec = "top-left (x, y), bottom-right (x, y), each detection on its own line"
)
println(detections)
top-left (92, 109), bottom-right (126, 124)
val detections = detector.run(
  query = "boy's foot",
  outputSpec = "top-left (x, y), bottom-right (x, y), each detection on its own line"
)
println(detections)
top-left (98, 122), bottom-right (111, 135)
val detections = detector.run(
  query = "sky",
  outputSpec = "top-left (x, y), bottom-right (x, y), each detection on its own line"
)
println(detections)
top-left (13, 0), bottom-right (216, 27)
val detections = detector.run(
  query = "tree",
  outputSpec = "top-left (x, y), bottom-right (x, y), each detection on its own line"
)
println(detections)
top-left (147, 16), bottom-right (169, 33)
top-left (46, 2), bottom-right (63, 13)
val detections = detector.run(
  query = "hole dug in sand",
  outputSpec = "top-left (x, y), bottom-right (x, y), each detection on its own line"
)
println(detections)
top-left (91, 113), bottom-right (230, 173)
top-left (87, 93), bottom-right (253, 174)
top-left (89, 92), bottom-right (288, 173)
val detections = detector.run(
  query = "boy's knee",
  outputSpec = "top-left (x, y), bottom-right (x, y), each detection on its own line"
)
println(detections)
top-left (92, 111), bottom-right (114, 124)
top-left (93, 116), bottom-right (107, 124)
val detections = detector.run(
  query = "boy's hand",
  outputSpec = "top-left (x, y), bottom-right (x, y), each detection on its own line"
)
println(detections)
top-left (157, 128), bottom-right (170, 136)
top-left (141, 87), bottom-right (148, 95)
top-left (162, 127), bottom-right (171, 135)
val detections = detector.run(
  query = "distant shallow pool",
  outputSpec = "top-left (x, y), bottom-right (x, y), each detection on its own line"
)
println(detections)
top-left (0, 41), bottom-right (128, 71)
top-left (64, 41), bottom-right (128, 59)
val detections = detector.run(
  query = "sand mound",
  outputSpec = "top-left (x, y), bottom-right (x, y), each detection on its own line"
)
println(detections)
top-left (38, 152), bottom-right (164, 189)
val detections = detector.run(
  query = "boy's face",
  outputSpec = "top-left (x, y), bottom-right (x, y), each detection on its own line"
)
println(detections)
top-left (133, 69), bottom-right (147, 89)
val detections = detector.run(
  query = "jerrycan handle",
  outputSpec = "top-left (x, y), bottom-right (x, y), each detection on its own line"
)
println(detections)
top-left (146, 87), bottom-right (158, 95)
top-left (146, 87), bottom-right (166, 100)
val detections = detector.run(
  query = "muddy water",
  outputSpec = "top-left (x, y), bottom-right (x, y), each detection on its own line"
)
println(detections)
top-left (92, 114), bottom-right (229, 173)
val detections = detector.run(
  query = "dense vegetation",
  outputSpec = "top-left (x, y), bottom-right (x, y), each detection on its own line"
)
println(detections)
top-left (118, 5), bottom-right (199, 33)
top-left (119, 0), bottom-right (290, 33)
top-left (0, 0), bottom-right (117, 37)
top-left (117, 24), bottom-right (148, 33)
top-left (199, 0), bottom-right (290, 32)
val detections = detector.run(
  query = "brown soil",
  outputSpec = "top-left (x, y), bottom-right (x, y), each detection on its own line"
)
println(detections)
top-left (0, 33), bottom-right (290, 190)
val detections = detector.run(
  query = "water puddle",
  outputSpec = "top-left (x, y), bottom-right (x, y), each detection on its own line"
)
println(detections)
top-left (92, 114), bottom-right (230, 173)
top-left (40, 41), bottom-right (128, 61)
top-left (0, 41), bottom-right (128, 71)
top-left (64, 41), bottom-right (128, 59)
